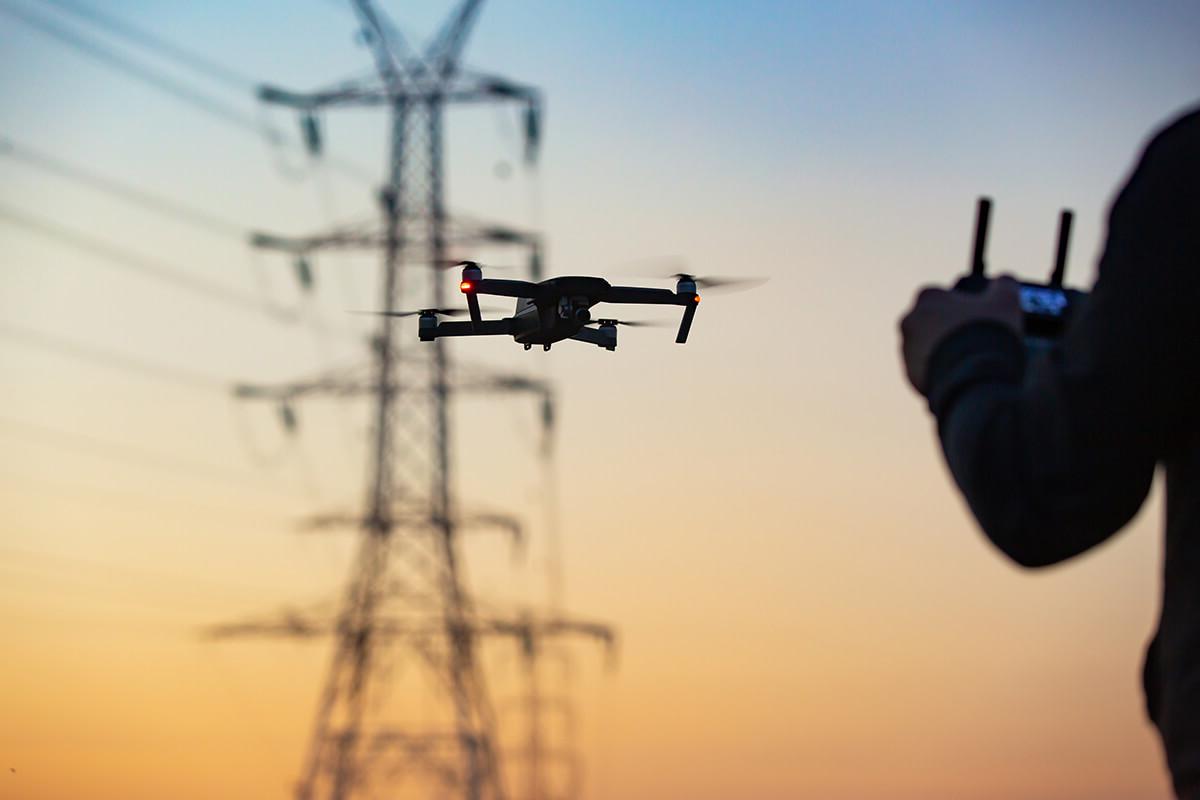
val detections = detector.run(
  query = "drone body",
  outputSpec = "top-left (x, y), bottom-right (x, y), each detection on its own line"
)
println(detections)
top-left (406, 263), bottom-right (703, 351)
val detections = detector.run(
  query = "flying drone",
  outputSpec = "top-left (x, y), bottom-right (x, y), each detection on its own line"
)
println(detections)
top-left (375, 262), bottom-right (757, 351)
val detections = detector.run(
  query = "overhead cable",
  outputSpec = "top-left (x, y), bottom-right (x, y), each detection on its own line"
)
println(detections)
top-left (0, 0), bottom-right (376, 184)
top-left (38, 0), bottom-right (259, 92)
top-left (0, 414), bottom-right (299, 493)
top-left (0, 203), bottom-right (298, 322)
top-left (0, 135), bottom-right (245, 239)
top-left (0, 0), bottom-right (279, 141)
top-left (0, 318), bottom-right (232, 390)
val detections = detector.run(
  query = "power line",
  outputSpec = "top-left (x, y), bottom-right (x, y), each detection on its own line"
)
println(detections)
top-left (0, 468), bottom-right (297, 529)
top-left (0, 139), bottom-right (373, 344)
top-left (0, 203), bottom-right (298, 322)
top-left (0, 318), bottom-right (233, 390)
top-left (0, 0), bottom-right (376, 184)
top-left (0, 543), bottom-right (292, 595)
top-left (0, 0), bottom-right (279, 141)
top-left (37, 0), bottom-right (259, 92)
top-left (0, 135), bottom-right (245, 239)
top-left (0, 319), bottom-right (355, 505)
top-left (0, 414), bottom-right (302, 494)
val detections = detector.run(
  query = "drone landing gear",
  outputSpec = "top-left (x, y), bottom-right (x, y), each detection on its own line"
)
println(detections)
top-left (543, 344), bottom-right (552, 352)
top-left (524, 343), bottom-right (532, 351)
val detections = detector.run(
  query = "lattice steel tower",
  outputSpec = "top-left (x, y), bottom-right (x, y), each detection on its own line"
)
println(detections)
top-left (242, 2), bottom-right (544, 797)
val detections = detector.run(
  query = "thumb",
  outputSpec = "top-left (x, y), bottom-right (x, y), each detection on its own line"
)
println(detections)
top-left (988, 274), bottom-right (1021, 300)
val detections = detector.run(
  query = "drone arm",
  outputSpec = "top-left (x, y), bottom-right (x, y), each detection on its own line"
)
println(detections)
top-left (464, 292), bottom-right (483, 327)
top-left (675, 297), bottom-right (700, 344)
top-left (602, 285), bottom-right (698, 343)
top-left (602, 286), bottom-right (685, 305)
top-left (570, 327), bottom-right (615, 351)
top-left (473, 278), bottom-right (541, 298)
top-left (421, 319), bottom-right (513, 341)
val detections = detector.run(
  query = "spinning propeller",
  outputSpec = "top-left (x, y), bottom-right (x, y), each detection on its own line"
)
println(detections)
top-left (669, 273), bottom-right (767, 292)
top-left (613, 258), bottom-right (768, 294)
top-left (353, 307), bottom-right (498, 318)
top-left (587, 318), bottom-right (665, 328)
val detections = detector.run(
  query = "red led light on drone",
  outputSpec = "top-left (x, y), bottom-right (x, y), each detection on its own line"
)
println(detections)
top-left (693, 294), bottom-right (701, 303)
top-left (460, 281), bottom-right (474, 293)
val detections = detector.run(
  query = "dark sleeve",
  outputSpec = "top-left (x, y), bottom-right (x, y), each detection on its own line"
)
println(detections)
top-left (926, 109), bottom-right (1200, 568)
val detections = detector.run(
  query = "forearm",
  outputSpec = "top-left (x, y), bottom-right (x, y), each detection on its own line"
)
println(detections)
top-left (930, 325), bottom-right (1153, 568)
top-left (940, 383), bottom-right (1150, 567)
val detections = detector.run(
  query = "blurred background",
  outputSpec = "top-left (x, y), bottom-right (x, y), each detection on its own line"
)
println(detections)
top-left (2, 1), bottom-right (1199, 799)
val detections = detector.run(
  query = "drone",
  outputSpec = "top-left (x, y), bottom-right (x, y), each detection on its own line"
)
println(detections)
top-left (374, 262), bottom-right (755, 351)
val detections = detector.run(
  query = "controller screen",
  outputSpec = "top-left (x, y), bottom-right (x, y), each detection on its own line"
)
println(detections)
top-left (1019, 285), bottom-right (1069, 317)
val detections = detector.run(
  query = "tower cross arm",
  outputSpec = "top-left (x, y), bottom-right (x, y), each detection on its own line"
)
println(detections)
top-left (249, 226), bottom-right (385, 254)
top-left (257, 81), bottom-right (390, 110)
top-left (443, 71), bottom-right (540, 105)
top-left (441, 70), bottom-right (543, 161)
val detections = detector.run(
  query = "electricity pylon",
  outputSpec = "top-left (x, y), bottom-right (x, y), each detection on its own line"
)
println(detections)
top-left (234, 2), bottom-right (544, 797)
top-left (492, 614), bottom-right (615, 800)
top-left (207, 610), bottom-right (615, 800)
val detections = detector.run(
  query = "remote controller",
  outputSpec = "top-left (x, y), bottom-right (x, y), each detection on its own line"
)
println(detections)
top-left (955, 197), bottom-right (1087, 342)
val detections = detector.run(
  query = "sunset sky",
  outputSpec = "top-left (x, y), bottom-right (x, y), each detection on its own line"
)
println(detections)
top-left (2, 1), bottom-right (1200, 799)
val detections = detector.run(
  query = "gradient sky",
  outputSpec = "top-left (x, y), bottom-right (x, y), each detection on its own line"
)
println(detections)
top-left (2, 1), bottom-right (1200, 799)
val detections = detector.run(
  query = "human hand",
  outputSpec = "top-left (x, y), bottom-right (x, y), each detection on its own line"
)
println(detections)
top-left (899, 276), bottom-right (1022, 394)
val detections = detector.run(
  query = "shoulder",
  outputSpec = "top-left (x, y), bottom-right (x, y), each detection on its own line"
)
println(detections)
top-left (1139, 104), bottom-right (1200, 175)
top-left (1112, 103), bottom-right (1200, 219)
top-left (1150, 104), bottom-right (1200, 141)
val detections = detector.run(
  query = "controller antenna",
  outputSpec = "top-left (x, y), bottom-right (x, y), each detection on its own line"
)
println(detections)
top-left (970, 196), bottom-right (992, 279)
top-left (1050, 209), bottom-right (1073, 288)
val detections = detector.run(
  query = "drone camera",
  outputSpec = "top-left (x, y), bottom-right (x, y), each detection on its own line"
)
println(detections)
top-left (558, 296), bottom-right (591, 324)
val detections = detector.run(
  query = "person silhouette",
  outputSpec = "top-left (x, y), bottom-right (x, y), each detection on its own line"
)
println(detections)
top-left (900, 104), bottom-right (1200, 799)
